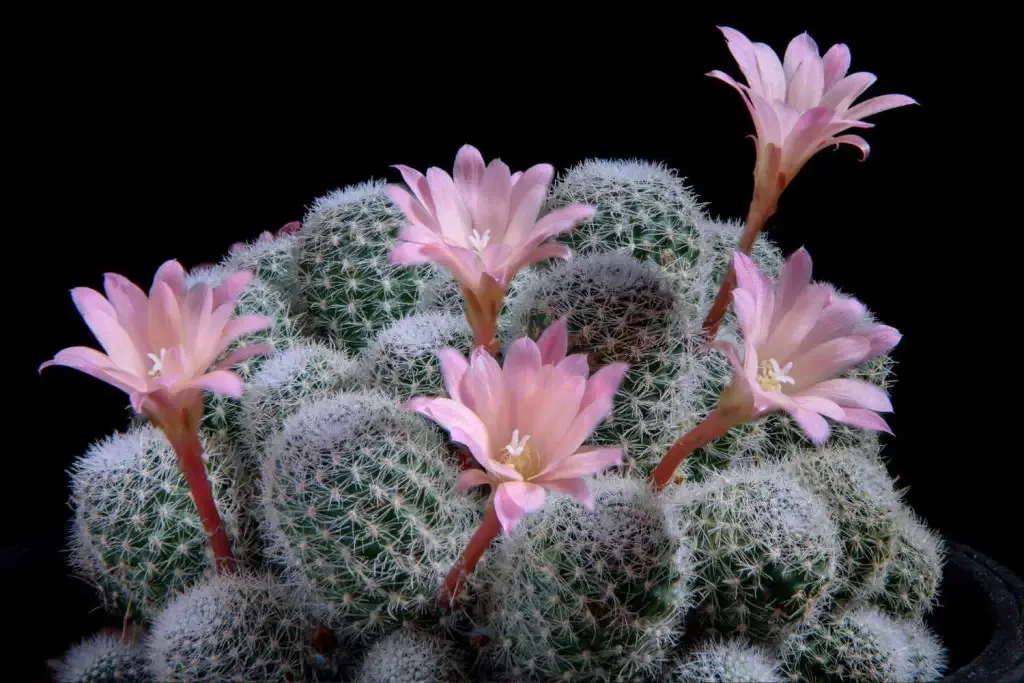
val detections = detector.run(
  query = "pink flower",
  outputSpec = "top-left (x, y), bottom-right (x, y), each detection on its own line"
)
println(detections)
top-left (407, 318), bottom-right (629, 533)
top-left (40, 259), bottom-right (273, 431)
top-left (387, 145), bottom-right (596, 351)
top-left (714, 248), bottom-right (901, 445)
top-left (708, 26), bottom-right (916, 203)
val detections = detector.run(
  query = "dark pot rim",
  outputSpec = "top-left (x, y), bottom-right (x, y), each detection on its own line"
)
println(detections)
top-left (936, 541), bottom-right (1024, 683)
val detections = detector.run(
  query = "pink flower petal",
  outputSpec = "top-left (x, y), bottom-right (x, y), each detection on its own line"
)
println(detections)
top-left (517, 243), bottom-right (573, 271)
top-left (822, 43), bottom-right (851, 90)
top-left (790, 336), bottom-right (871, 389)
top-left (823, 134), bottom-right (871, 161)
top-left (718, 26), bottom-right (763, 92)
top-left (536, 317), bottom-right (569, 364)
top-left (437, 347), bottom-right (469, 402)
top-left (71, 288), bottom-right (146, 377)
top-left (783, 33), bottom-right (824, 110)
top-left (390, 242), bottom-right (433, 265)
top-left (863, 324), bottom-right (902, 357)
top-left (39, 347), bottom-right (147, 395)
top-left (455, 468), bottom-right (493, 493)
top-left (103, 273), bottom-right (150, 351)
top-left (393, 164), bottom-right (437, 216)
top-left (762, 284), bottom-right (829, 363)
top-left (801, 378), bottom-right (893, 412)
top-left (502, 481), bottom-right (547, 515)
top-left (772, 247), bottom-right (813, 327)
top-left (152, 260), bottom-right (187, 301)
top-left (397, 220), bottom-right (442, 246)
top-left (579, 362), bottom-right (629, 413)
top-left (509, 171), bottom-right (523, 185)
top-left (791, 394), bottom-right (846, 421)
top-left (542, 478), bottom-right (594, 508)
top-left (557, 353), bottom-right (590, 379)
top-left (219, 315), bottom-right (272, 348)
top-left (420, 244), bottom-right (481, 291)
top-left (426, 167), bottom-right (473, 244)
top-left (212, 271), bottom-right (252, 310)
top-left (503, 335), bottom-right (543, 402)
top-left (406, 397), bottom-right (520, 481)
top-left (386, 185), bottom-right (439, 233)
top-left (780, 106), bottom-right (835, 173)
top-left (752, 41), bottom-right (786, 102)
top-left (551, 389), bottom-right (617, 462)
top-left (797, 295), bottom-right (868, 355)
top-left (834, 407), bottom-right (893, 435)
top-left (733, 252), bottom-right (775, 347)
top-left (526, 205), bottom-right (597, 248)
top-left (473, 158), bottom-right (511, 243)
top-left (460, 348), bottom-right (511, 453)
top-left (453, 144), bottom-right (486, 217)
top-left (843, 94), bottom-right (917, 122)
top-left (525, 372), bottom-right (587, 460)
top-left (821, 71), bottom-right (877, 113)
top-left (787, 405), bottom-right (832, 445)
top-left (215, 343), bottom-right (274, 370)
top-left (504, 163), bottom-right (554, 246)
top-left (731, 288), bottom-right (758, 342)
top-left (480, 244), bottom-right (514, 283)
top-left (536, 446), bottom-right (623, 480)
top-left (493, 484), bottom-right (527, 534)
top-left (192, 370), bottom-right (244, 398)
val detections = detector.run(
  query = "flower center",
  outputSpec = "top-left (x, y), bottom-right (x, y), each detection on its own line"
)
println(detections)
top-left (756, 358), bottom-right (795, 393)
top-left (147, 348), bottom-right (167, 377)
top-left (468, 229), bottom-right (491, 253)
top-left (501, 429), bottom-right (534, 476)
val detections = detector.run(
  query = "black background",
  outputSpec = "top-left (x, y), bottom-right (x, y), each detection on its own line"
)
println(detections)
top-left (7, 12), bottom-right (1010, 680)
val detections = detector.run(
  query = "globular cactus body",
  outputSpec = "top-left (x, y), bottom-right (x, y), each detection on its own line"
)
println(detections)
top-left (866, 506), bottom-right (945, 618)
top-left (260, 391), bottom-right (478, 641)
top-left (353, 626), bottom-right (468, 683)
top-left (241, 340), bottom-right (356, 465)
top-left (486, 476), bottom-right (694, 682)
top-left (670, 637), bottom-right (782, 682)
top-left (56, 633), bottom-right (153, 683)
top-left (355, 311), bottom-right (473, 401)
top-left (780, 606), bottom-right (946, 682)
top-left (674, 464), bottom-right (841, 643)
top-left (146, 571), bottom-right (312, 682)
top-left (508, 251), bottom-right (698, 476)
top-left (789, 446), bottom-right (902, 598)
top-left (296, 180), bottom-right (431, 350)
top-left (222, 232), bottom-right (300, 306)
top-left (69, 423), bottom-right (243, 622)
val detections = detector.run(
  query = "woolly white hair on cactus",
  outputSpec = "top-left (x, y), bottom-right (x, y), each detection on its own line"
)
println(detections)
top-left (146, 570), bottom-right (312, 682)
top-left (55, 632), bottom-right (152, 683)
top-left (68, 423), bottom-right (244, 622)
top-left (670, 637), bottom-right (783, 682)
top-left (240, 340), bottom-right (357, 464)
top-left (355, 310), bottom-right (473, 402)
top-left (780, 606), bottom-right (944, 682)
top-left (352, 625), bottom-right (468, 683)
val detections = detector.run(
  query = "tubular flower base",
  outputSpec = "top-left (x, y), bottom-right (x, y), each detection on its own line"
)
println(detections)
top-left (387, 144), bottom-right (597, 353)
top-left (406, 318), bottom-right (629, 606)
top-left (40, 259), bottom-right (274, 570)
top-left (701, 26), bottom-right (916, 338)
top-left (653, 247), bottom-right (900, 491)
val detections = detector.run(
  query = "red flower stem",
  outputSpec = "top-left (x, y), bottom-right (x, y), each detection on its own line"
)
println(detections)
top-left (701, 193), bottom-right (778, 340)
top-left (440, 503), bottom-right (501, 610)
top-left (649, 408), bottom-right (740, 493)
top-left (168, 430), bottom-right (237, 574)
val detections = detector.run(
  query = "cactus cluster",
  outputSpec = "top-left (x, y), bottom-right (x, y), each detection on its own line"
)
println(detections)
top-left (55, 632), bottom-right (153, 683)
top-left (68, 423), bottom-right (244, 622)
top-left (146, 570), bottom-right (312, 682)
top-left (260, 390), bottom-right (479, 640)
top-left (52, 105), bottom-right (950, 678)
top-left (780, 606), bottom-right (946, 682)
top-left (485, 476), bottom-right (694, 682)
